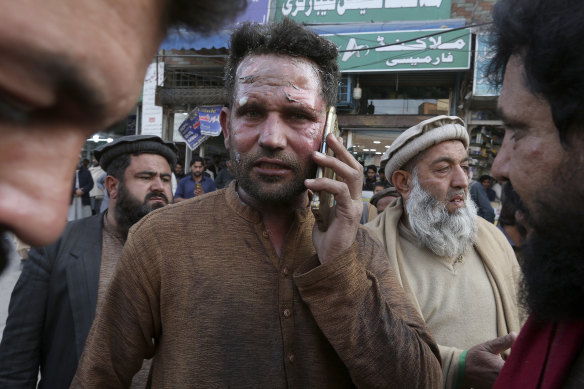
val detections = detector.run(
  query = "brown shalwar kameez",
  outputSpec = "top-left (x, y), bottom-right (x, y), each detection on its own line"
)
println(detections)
top-left (72, 183), bottom-right (441, 388)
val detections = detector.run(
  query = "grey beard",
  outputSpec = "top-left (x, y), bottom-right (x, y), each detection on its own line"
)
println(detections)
top-left (406, 173), bottom-right (478, 258)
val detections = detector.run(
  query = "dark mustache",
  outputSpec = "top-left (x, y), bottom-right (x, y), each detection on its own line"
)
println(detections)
top-left (145, 191), bottom-right (169, 204)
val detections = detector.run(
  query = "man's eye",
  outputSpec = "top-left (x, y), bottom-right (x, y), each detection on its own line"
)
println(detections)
top-left (289, 112), bottom-right (312, 121)
top-left (243, 110), bottom-right (261, 118)
top-left (0, 94), bottom-right (33, 124)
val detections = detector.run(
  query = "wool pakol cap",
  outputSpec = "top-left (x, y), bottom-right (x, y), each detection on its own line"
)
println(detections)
top-left (382, 115), bottom-right (468, 184)
top-left (94, 135), bottom-right (178, 171)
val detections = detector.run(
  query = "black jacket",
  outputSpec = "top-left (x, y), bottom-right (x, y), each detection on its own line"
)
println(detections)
top-left (0, 214), bottom-right (104, 388)
top-left (72, 167), bottom-right (94, 206)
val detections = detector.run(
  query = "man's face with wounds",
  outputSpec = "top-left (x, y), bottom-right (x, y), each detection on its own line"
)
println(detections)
top-left (220, 54), bottom-right (327, 203)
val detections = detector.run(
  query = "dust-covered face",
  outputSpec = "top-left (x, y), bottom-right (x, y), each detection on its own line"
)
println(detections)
top-left (220, 54), bottom-right (327, 203)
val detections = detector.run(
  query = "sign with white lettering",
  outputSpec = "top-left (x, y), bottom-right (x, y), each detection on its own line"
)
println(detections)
top-left (178, 106), bottom-right (223, 150)
top-left (178, 109), bottom-right (208, 150)
top-left (197, 106), bottom-right (223, 136)
top-left (275, 0), bottom-right (451, 23)
top-left (323, 28), bottom-right (471, 72)
top-left (141, 62), bottom-right (164, 136)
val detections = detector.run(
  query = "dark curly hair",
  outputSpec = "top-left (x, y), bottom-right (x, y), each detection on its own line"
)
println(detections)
top-left (224, 18), bottom-right (340, 108)
top-left (488, 0), bottom-right (584, 144)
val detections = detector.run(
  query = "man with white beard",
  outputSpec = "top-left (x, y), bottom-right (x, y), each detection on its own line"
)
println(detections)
top-left (366, 115), bottom-right (521, 389)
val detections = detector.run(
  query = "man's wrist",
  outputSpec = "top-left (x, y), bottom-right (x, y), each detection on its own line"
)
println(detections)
top-left (455, 349), bottom-right (468, 389)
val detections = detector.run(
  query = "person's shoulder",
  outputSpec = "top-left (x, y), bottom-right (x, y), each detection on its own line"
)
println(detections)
top-left (363, 200), bottom-right (403, 251)
top-left (30, 214), bottom-right (102, 258)
top-left (65, 213), bottom-right (102, 234)
top-left (477, 216), bottom-right (499, 231)
top-left (476, 217), bottom-right (515, 255)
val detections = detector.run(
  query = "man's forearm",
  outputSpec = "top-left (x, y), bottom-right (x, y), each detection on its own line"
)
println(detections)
top-left (295, 234), bottom-right (442, 388)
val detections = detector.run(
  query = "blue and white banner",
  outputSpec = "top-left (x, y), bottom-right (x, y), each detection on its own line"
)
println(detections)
top-left (178, 105), bottom-right (223, 150)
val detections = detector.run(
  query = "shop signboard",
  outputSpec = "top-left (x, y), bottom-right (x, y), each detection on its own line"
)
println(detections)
top-left (178, 106), bottom-right (223, 150)
top-left (323, 28), bottom-right (471, 72)
top-left (275, 0), bottom-right (451, 23)
top-left (141, 62), bottom-right (164, 136)
top-left (197, 106), bottom-right (223, 136)
top-left (178, 109), bottom-right (208, 150)
top-left (473, 34), bottom-right (500, 96)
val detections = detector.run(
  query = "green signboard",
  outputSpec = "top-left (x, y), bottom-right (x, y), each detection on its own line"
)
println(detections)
top-left (323, 28), bottom-right (471, 72)
top-left (275, 0), bottom-right (452, 23)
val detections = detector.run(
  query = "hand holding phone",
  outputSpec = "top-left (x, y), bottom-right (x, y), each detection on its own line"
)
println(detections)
top-left (311, 106), bottom-right (339, 231)
top-left (305, 106), bottom-right (364, 264)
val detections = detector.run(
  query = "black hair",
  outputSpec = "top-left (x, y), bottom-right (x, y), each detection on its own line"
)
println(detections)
top-left (106, 154), bottom-right (132, 182)
top-left (366, 165), bottom-right (377, 173)
top-left (479, 175), bottom-right (491, 183)
top-left (190, 156), bottom-right (204, 166)
top-left (225, 18), bottom-right (340, 108)
top-left (488, 0), bottom-right (584, 144)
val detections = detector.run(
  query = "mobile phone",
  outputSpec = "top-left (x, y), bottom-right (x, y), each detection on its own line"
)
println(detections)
top-left (310, 106), bottom-right (340, 231)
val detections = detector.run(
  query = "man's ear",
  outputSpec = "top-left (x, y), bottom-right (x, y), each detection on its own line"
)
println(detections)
top-left (220, 107), bottom-right (231, 150)
top-left (105, 176), bottom-right (120, 200)
top-left (392, 170), bottom-right (412, 200)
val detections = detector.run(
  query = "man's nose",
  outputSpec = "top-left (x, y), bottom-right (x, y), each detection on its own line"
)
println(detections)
top-left (258, 113), bottom-right (287, 150)
top-left (452, 165), bottom-right (469, 189)
top-left (491, 131), bottom-right (511, 182)
top-left (150, 175), bottom-right (165, 191)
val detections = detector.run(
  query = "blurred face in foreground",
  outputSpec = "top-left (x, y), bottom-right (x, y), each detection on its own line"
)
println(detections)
top-left (492, 55), bottom-right (584, 320)
top-left (0, 0), bottom-right (167, 251)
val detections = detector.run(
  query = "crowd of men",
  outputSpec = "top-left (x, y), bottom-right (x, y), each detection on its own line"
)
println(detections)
top-left (1, 0), bottom-right (583, 387)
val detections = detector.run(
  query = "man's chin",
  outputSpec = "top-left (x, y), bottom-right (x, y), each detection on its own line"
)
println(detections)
top-left (239, 177), bottom-right (306, 204)
top-left (445, 204), bottom-right (465, 215)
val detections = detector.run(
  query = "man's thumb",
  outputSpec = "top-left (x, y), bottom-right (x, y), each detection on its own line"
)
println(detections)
top-left (484, 332), bottom-right (517, 354)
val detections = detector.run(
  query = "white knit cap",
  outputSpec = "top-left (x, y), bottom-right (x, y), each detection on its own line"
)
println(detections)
top-left (382, 115), bottom-right (468, 184)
